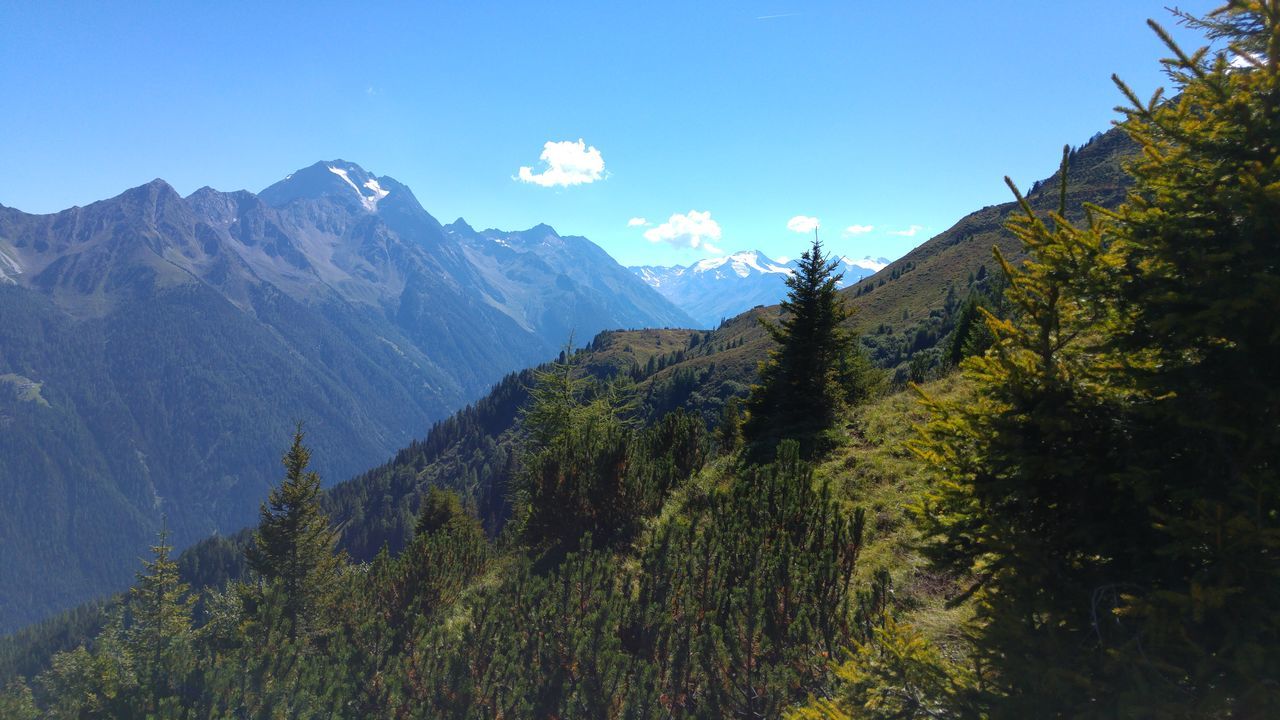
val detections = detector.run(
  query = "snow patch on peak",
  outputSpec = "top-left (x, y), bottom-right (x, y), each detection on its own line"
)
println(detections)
top-left (363, 177), bottom-right (390, 201)
top-left (635, 267), bottom-right (666, 288)
top-left (692, 250), bottom-right (791, 278)
top-left (0, 246), bottom-right (22, 284)
top-left (327, 165), bottom-right (387, 212)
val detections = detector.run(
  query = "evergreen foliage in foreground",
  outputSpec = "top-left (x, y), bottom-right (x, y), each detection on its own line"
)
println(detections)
top-left (2, 396), bottom-right (875, 717)
top-left (911, 1), bottom-right (1280, 715)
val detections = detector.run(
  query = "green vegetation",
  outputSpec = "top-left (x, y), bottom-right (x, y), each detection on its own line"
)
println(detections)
top-left (242, 425), bottom-right (344, 644)
top-left (0, 373), bottom-right (49, 407)
top-left (911, 2), bottom-right (1280, 715)
top-left (744, 238), bottom-right (881, 461)
top-left (3, 2), bottom-right (1277, 717)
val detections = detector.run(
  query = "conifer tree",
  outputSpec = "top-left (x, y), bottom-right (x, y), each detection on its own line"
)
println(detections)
top-left (414, 486), bottom-right (468, 537)
top-left (916, 3), bottom-right (1280, 714)
top-left (913, 148), bottom-right (1142, 714)
top-left (513, 351), bottom-right (629, 548)
top-left (0, 679), bottom-right (38, 720)
top-left (1102, 1), bottom-right (1280, 710)
top-left (716, 396), bottom-right (743, 455)
top-left (244, 424), bottom-right (342, 641)
top-left (743, 236), bottom-right (870, 460)
top-left (126, 527), bottom-right (196, 714)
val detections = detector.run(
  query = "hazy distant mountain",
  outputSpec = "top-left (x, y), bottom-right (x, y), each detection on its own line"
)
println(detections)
top-left (631, 250), bottom-right (888, 328)
top-left (0, 160), bottom-right (693, 632)
top-left (444, 220), bottom-right (694, 341)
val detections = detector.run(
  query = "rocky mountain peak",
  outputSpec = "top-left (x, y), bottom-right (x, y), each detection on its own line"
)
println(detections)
top-left (258, 160), bottom-right (394, 212)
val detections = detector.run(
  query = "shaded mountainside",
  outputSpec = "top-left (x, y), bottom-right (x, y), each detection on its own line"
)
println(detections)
top-left (0, 161), bottom-right (693, 632)
top-left (0, 328), bottom-right (708, 683)
top-left (446, 220), bottom-right (694, 338)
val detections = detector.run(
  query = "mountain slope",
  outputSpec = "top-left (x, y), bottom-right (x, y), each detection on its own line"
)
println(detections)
top-left (0, 161), bottom-right (692, 632)
top-left (632, 250), bottom-right (887, 327)
top-left (446, 220), bottom-right (694, 338)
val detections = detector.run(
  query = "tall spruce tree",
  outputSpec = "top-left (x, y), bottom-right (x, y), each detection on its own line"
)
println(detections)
top-left (743, 236), bottom-right (869, 460)
top-left (1104, 1), bottom-right (1280, 712)
top-left (916, 2), bottom-right (1280, 715)
top-left (0, 679), bottom-right (37, 720)
top-left (244, 425), bottom-right (342, 642)
top-left (913, 148), bottom-right (1144, 715)
top-left (126, 527), bottom-right (196, 715)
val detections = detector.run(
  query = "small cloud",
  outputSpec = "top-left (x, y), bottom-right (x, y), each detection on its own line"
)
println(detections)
top-left (365, 86), bottom-right (377, 96)
top-left (757, 12), bottom-right (800, 20)
top-left (644, 210), bottom-right (723, 252)
top-left (890, 224), bottom-right (924, 237)
top-left (517, 138), bottom-right (605, 187)
top-left (627, 217), bottom-right (650, 227)
top-left (844, 224), bottom-right (874, 236)
top-left (787, 215), bottom-right (821, 233)
top-left (774, 255), bottom-right (791, 263)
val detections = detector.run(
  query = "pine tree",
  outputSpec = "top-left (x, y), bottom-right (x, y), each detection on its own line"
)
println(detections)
top-left (716, 396), bottom-right (743, 455)
top-left (916, 3), bottom-right (1280, 714)
top-left (244, 424), bottom-right (342, 642)
top-left (1102, 2), bottom-right (1280, 711)
top-left (414, 486), bottom-right (468, 537)
top-left (126, 527), bottom-right (196, 714)
top-left (914, 149), bottom-right (1147, 714)
top-left (513, 351), bottom-right (630, 549)
top-left (0, 679), bottom-right (38, 720)
top-left (743, 236), bottom-right (871, 460)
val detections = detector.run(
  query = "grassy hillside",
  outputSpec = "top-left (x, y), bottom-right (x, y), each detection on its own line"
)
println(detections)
top-left (815, 374), bottom-right (974, 647)
top-left (632, 126), bottom-right (1136, 394)
top-left (847, 128), bottom-right (1133, 333)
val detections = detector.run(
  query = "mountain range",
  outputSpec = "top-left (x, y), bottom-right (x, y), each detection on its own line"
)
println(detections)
top-left (631, 250), bottom-right (888, 328)
top-left (0, 160), bottom-right (692, 632)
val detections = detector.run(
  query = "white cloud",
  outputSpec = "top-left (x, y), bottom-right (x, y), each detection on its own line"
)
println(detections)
top-left (644, 210), bottom-right (723, 251)
top-left (843, 224), bottom-right (874, 236)
top-left (890, 224), bottom-right (924, 237)
top-left (517, 138), bottom-right (605, 187)
top-left (787, 215), bottom-right (821, 233)
top-left (774, 255), bottom-right (791, 263)
top-left (627, 217), bottom-right (649, 227)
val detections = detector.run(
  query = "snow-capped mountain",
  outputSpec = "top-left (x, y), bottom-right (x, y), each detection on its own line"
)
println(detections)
top-left (630, 250), bottom-right (889, 328)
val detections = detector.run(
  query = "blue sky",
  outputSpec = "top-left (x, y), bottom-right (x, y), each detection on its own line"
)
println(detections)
top-left (0, 1), bottom-right (1219, 267)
